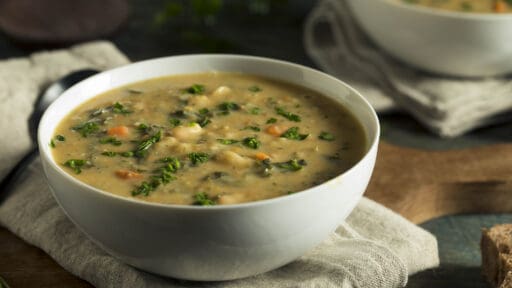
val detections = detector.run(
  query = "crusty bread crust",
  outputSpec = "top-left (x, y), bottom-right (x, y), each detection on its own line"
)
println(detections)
top-left (481, 224), bottom-right (512, 288)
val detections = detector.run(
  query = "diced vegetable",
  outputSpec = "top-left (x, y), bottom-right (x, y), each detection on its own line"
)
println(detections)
top-left (107, 126), bottom-right (129, 137)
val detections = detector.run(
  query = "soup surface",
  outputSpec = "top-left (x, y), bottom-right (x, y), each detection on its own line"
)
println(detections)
top-left (400, 0), bottom-right (512, 13)
top-left (52, 73), bottom-right (366, 205)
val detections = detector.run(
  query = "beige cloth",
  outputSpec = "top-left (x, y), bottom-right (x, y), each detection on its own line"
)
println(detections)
top-left (304, 0), bottom-right (512, 137)
top-left (0, 41), bottom-right (439, 288)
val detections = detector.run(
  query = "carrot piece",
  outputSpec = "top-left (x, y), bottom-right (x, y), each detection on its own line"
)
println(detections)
top-left (495, 0), bottom-right (507, 12)
top-left (255, 152), bottom-right (271, 161)
top-left (107, 125), bottom-right (129, 137)
top-left (115, 170), bottom-right (143, 179)
top-left (266, 125), bottom-right (285, 136)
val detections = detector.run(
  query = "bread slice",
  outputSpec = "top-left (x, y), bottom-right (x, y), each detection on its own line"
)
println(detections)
top-left (481, 224), bottom-right (512, 287)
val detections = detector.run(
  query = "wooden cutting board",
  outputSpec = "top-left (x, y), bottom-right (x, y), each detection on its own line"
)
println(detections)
top-left (366, 141), bottom-right (512, 224)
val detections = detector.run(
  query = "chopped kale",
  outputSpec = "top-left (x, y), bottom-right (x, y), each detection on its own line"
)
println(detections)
top-left (217, 139), bottom-right (239, 145)
top-left (184, 84), bottom-right (205, 94)
top-left (99, 137), bottom-right (122, 146)
top-left (134, 130), bottom-right (161, 158)
top-left (280, 127), bottom-right (309, 140)
top-left (318, 131), bottom-right (335, 141)
top-left (248, 85), bottom-right (262, 93)
top-left (112, 102), bottom-right (132, 114)
top-left (63, 159), bottom-right (87, 174)
top-left (193, 192), bottom-right (216, 206)
top-left (275, 107), bottom-right (301, 122)
top-left (72, 122), bottom-right (99, 137)
top-left (266, 117), bottom-right (277, 124)
top-left (242, 137), bottom-right (261, 149)
top-left (188, 152), bottom-right (210, 165)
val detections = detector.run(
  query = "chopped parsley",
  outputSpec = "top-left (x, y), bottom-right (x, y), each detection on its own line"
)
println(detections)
top-left (55, 135), bottom-right (66, 141)
top-left (137, 123), bottom-right (149, 131)
top-left (184, 84), bottom-right (205, 94)
top-left (249, 107), bottom-right (261, 115)
top-left (198, 108), bottom-right (210, 115)
top-left (193, 192), bottom-right (216, 206)
top-left (112, 102), bottom-right (132, 114)
top-left (159, 157), bottom-right (181, 172)
top-left (217, 139), bottom-right (239, 145)
top-left (134, 130), bottom-right (161, 158)
top-left (243, 126), bottom-right (261, 132)
top-left (274, 159), bottom-right (307, 172)
top-left (266, 117), bottom-right (277, 124)
top-left (121, 151), bottom-right (134, 157)
top-left (188, 152), bottom-right (210, 165)
top-left (280, 127), bottom-right (309, 140)
top-left (132, 181), bottom-right (155, 196)
top-left (132, 157), bottom-right (181, 197)
top-left (169, 118), bottom-right (181, 127)
top-left (197, 116), bottom-right (211, 127)
top-left (248, 85), bottom-right (262, 93)
top-left (242, 137), bottom-right (261, 149)
top-left (218, 102), bottom-right (240, 115)
top-left (72, 122), bottom-right (99, 137)
top-left (319, 131), bottom-right (335, 141)
top-left (63, 159), bottom-right (87, 174)
top-left (99, 137), bottom-right (122, 146)
top-left (49, 140), bottom-right (55, 148)
top-left (101, 151), bottom-right (117, 157)
top-left (275, 107), bottom-right (301, 122)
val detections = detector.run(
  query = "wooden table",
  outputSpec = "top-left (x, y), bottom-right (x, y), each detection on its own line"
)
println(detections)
top-left (0, 0), bottom-right (511, 287)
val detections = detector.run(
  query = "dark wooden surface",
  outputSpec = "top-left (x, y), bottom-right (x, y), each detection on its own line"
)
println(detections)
top-left (0, 1), bottom-right (511, 287)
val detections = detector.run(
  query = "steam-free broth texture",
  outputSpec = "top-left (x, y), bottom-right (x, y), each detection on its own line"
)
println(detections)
top-left (401, 0), bottom-right (512, 13)
top-left (52, 73), bottom-right (366, 205)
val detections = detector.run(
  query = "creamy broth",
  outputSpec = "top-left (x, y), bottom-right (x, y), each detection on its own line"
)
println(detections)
top-left (401, 0), bottom-right (512, 13)
top-left (51, 73), bottom-right (366, 205)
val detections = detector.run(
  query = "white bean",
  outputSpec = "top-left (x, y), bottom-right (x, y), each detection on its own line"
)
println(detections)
top-left (172, 123), bottom-right (203, 141)
top-left (216, 150), bottom-right (254, 168)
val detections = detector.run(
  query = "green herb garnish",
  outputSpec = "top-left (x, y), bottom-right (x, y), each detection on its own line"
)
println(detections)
top-left (159, 157), bottom-right (181, 172)
top-left (99, 137), bottom-right (122, 146)
top-left (188, 152), bottom-right (210, 165)
top-left (274, 159), bottom-right (307, 172)
top-left (132, 181), bottom-right (155, 196)
top-left (169, 118), bottom-right (181, 127)
top-left (101, 151), bottom-right (117, 157)
top-left (275, 107), bottom-right (301, 122)
top-left (72, 122), bottom-right (99, 137)
top-left (243, 126), bottom-right (261, 132)
top-left (248, 85), bottom-right (262, 93)
top-left (121, 151), bottom-right (134, 157)
top-left (266, 117), bottom-right (277, 124)
top-left (63, 159), bottom-right (87, 174)
top-left (185, 84), bottom-right (205, 94)
top-left (193, 192), bottom-right (216, 206)
top-left (134, 130), bottom-right (161, 158)
top-left (197, 116), bottom-right (211, 127)
top-left (55, 135), bottom-right (66, 141)
top-left (249, 107), bottom-right (261, 115)
top-left (218, 102), bottom-right (240, 115)
top-left (112, 102), bottom-right (132, 114)
top-left (217, 139), bottom-right (239, 145)
top-left (49, 140), bottom-right (55, 148)
top-left (318, 132), bottom-right (335, 141)
top-left (242, 137), bottom-right (261, 149)
top-left (280, 127), bottom-right (309, 140)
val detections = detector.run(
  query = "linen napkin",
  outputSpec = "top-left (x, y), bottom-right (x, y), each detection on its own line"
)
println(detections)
top-left (0, 41), bottom-right (439, 288)
top-left (304, 0), bottom-right (512, 137)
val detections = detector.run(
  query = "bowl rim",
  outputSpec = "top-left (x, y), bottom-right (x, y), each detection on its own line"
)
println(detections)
top-left (374, 0), bottom-right (512, 20)
top-left (38, 54), bottom-right (380, 211)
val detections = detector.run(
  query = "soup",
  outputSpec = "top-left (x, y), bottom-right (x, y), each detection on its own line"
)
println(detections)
top-left (400, 0), bottom-right (512, 13)
top-left (51, 73), bottom-right (366, 205)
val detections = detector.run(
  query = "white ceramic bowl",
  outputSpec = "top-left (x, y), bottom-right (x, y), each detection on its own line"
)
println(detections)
top-left (346, 0), bottom-right (512, 77)
top-left (38, 55), bottom-right (379, 281)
